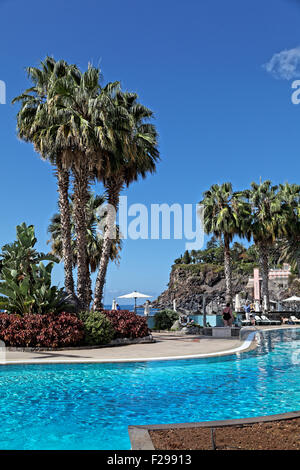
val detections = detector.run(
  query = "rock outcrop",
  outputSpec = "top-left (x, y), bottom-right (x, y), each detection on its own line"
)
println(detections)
top-left (152, 264), bottom-right (300, 313)
top-left (152, 264), bottom-right (249, 312)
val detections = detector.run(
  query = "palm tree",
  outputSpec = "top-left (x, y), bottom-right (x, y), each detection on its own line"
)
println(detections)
top-left (12, 57), bottom-right (77, 298)
top-left (278, 183), bottom-right (300, 276)
top-left (200, 183), bottom-right (251, 303)
top-left (48, 193), bottom-right (122, 308)
top-left (14, 58), bottom-right (122, 310)
top-left (48, 66), bottom-right (125, 310)
top-left (92, 92), bottom-right (159, 310)
top-left (243, 181), bottom-right (286, 311)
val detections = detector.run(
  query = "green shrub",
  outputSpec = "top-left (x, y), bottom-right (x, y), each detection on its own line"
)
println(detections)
top-left (0, 223), bottom-right (70, 315)
top-left (154, 309), bottom-right (179, 330)
top-left (79, 311), bottom-right (114, 345)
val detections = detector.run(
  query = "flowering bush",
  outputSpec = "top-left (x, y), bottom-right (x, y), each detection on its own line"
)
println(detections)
top-left (103, 310), bottom-right (149, 339)
top-left (0, 312), bottom-right (84, 348)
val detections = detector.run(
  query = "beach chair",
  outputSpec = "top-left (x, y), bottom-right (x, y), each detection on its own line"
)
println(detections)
top-left (261, 315), bottom-right (281, 325)
top-left (241, 318), bottom-right (251, 326)
top-left (291, 316), bottom-right (300, 324)
top-left (254, 315), bottom-right (263, 325)
top-left (260, 315), bottom-right (272, 325)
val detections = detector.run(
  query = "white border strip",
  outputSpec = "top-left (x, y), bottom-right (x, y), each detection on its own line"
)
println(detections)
top-left (0, 331), bottom-right (258, 366)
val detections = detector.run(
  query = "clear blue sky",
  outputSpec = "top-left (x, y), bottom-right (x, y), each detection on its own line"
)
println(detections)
top-left (1, 0), bottom-right (300, 305)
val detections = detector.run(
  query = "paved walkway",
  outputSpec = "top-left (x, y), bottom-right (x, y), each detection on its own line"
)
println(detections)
top-left (1, 326), bottom-right (297, 365)
top-left (2, 333), bottom-right (242, 365)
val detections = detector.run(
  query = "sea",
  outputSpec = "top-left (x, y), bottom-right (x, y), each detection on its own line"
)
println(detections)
top-left (104, 304), bottom-right (158, 316)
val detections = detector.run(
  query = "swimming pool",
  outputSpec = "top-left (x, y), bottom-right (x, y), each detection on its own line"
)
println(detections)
top-left (0, 328), bottom-right (299, 449)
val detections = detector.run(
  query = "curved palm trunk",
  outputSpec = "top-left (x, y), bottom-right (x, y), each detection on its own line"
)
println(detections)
top-left (56, 162), bottom-right (75, 296)
top-left (258, 243), bottom-right (269, 312)
top-left (223, 236), bottom-right (232, 304)
top-left (93, 178), bottom-right (123, 311)
top-left (72, 161), bottom-right (89, 311)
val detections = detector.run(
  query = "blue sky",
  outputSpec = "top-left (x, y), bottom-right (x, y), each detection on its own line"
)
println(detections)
top-left (1, 0), bottom-right (300, 305)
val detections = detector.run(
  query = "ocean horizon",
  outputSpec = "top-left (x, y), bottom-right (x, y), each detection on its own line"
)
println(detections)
top-left (104, 304), bottom-right (158, 315)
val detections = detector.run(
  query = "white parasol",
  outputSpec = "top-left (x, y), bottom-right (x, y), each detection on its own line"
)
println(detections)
top-left (118, 291), bottom-right (152, 314)
top-left (282, 296), bottom-right (300, 302)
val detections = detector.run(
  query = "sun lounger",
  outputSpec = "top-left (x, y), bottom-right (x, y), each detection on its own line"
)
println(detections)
top-left (260, 315), bottom-right (272, 325)
top-left (261, 315), bottom-right (281, 325)
top-left (241, 319), bottom-right (251, 326)
top-left (255, 315), bottom-right (263, 325)
top-left (291, 316), bottom-right (300, 324)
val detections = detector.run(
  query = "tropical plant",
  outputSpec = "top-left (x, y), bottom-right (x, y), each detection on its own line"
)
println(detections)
top-left (48, 193), bottom-right (122, 308)
top-left (13, 59), bottom-right (123, 310)
top-left (278, 183), bottom-right (300, 276)
top-left (48, 66), bottom-right (124, 310)
top-left (79, 311), bottom-right (114, 345)
top-left (92, 91), bottom-right (159, 310)
top-left (0, 262), bottom-right (71, 315)
top-left (12, 58), bottom-right (76, 298)
top-left (242, 181), bottom-right (287, 311)
top-left (0, 223), bottom-right (56, 275)
top-left (0, 223), bottom-right (71, 314)
top-left (154, 309), bottom-right (179, 330)
top-left (200, 183), bottom-right (251, 303)
top-left (13, 58), bottom-right (159, 311)
top-left (182, 250), bottom-right (192, 264)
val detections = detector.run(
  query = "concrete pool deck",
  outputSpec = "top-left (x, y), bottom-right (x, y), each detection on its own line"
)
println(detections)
top-left (1, 325), bottom-right (297, 365)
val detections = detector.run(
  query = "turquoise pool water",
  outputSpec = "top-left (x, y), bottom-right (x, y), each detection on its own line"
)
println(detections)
top-left (0, 328), bottom-right (299, 449)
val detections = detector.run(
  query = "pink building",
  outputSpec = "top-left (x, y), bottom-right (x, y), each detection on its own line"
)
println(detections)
top-left (247, 264), bottom-right (291, 301)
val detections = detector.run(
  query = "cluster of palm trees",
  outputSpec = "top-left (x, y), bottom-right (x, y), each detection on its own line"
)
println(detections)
top-left (13, 57), bottom-right (159, 311)
top-left (47, 193), bottom-right (122, 308)
top-left (200, 180), bottom-right (300, 310)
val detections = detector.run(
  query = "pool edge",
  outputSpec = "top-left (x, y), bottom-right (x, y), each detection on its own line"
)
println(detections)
top-left (0, 331), bottom-right (258, 365)
top-left (128, 410), bottom-right (300, 450)
top-left (1, 326), bottom-right (299, 366)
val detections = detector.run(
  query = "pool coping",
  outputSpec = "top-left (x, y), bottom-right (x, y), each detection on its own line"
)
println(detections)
top-left (0, 331), bottom-right (257, 366)
top-left (128, 411), bottom-right (300, 450)
top-left (0, 326), bottom-right (298, 366)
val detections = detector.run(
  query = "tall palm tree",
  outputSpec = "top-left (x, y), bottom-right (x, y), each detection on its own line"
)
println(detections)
top-left (200, 183), bottom-right (251, 303)
top-left (243, 181), bottom-right (286, 311)
top-left (12, 58), bottom-right (77, 298)
top-left (92, 92), bottom-right (159, 310)
top-left (278, 183), bottom-right (300, 276)
top-left (14, 58), bottom-right (123, 310)
top-left (48, 66), bottom-right (125, 310)
top-left (48, 193), bottom-right (122, 308)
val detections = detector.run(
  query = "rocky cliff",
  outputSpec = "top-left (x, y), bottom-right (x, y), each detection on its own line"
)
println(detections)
top-left (152, 264), bottom-right (249, 312)
top-left (152, 264), bottom-right (300, 313)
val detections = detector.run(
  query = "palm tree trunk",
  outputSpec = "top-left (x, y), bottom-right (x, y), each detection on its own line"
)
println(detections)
top-left (72, 161), bottom-right (89, 311)
top-left (223, 236), bottom-right (232, 304)
top-left (93, 178), bottom-right (122, 311)
top-left (85, 260), bottom-right (92, 309)
top-left (202, 294), bottom-right (207, 327)
top-left (56, 162), bottom-right (75, 296)
top-left (297, 256), bottom-right (300, 278)
top-left (258, 243), bottom-right (269, 312)
top-left (92, 230), bottom-right (113, 311)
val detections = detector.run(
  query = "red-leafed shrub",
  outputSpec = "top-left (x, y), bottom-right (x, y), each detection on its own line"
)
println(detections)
top-left (103, 310), bottom-right (149, 339)
top-left (0, 313), bottom-right (84, 348)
